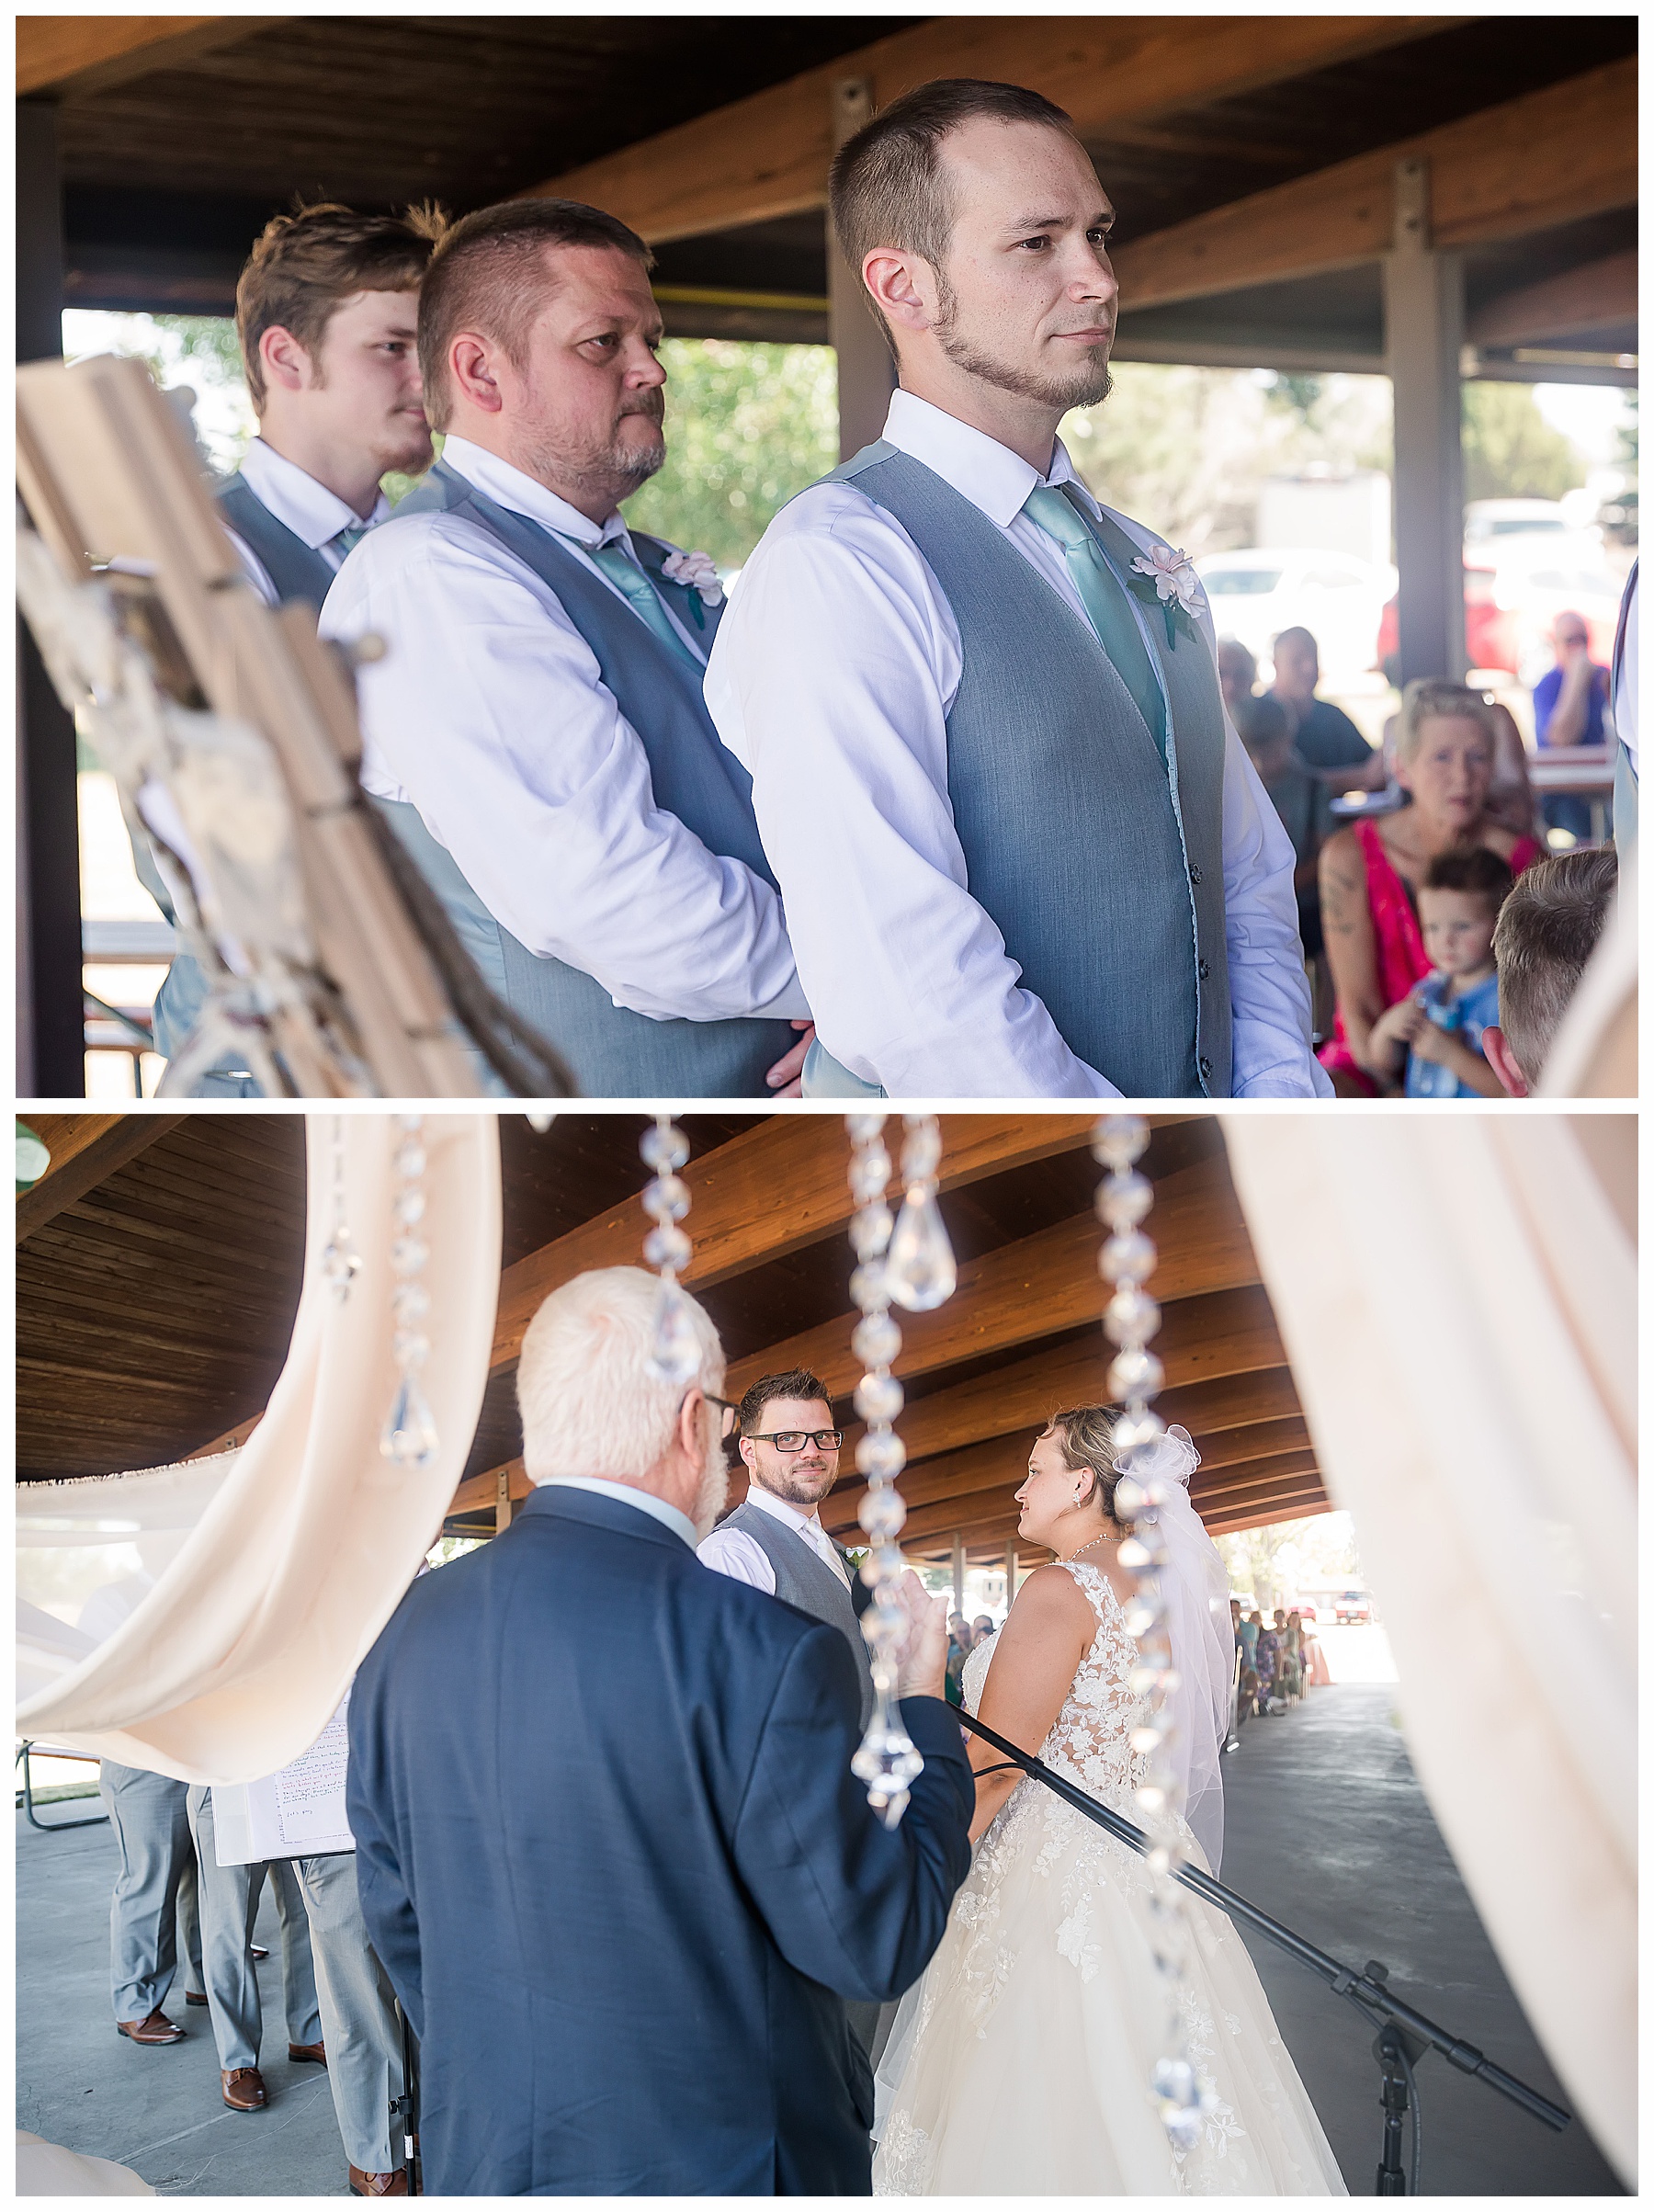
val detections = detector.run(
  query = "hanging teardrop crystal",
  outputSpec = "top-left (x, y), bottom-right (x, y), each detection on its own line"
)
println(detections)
top-left (380, 1369), bottom-right (439, 1467)
top-left (646, 1277), bottom-right (703, 1386)
top-left (885, 1184), bottom-right (957, 1312)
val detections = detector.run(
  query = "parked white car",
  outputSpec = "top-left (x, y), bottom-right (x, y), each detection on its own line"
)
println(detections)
top-left (1194, 547), bottom-right (1394, 686)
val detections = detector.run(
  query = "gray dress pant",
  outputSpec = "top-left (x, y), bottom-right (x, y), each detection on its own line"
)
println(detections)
top-left (100, 1760), bottom-right (203, 2024)
top-left (186, 1786), bottom-right (322, 2070)
top-left (292, 1853), bottom-right (404, 2173)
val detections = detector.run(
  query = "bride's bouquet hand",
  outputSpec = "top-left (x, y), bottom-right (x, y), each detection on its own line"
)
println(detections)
top-left (890, 1571), bottom-right (950, 1702)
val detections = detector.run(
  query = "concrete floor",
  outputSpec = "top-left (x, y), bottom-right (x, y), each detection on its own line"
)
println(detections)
top-left (1221, 1684), bottom-right (1622, 2195)
top-left (18, 1686), bottom-right (1624, 2196)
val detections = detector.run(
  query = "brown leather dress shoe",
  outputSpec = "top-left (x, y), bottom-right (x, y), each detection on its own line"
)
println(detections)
top-left (185, 1991), bottom-right (209, 2007)
top-left (348, 2168), bottom-right (408, 2197)
top-left (288, 2041), bottom-right (326, 2065)
top-left (116, 2009), bottom-right (185, 2046)
top-left (221, 2067), bottom-right (267, 2112)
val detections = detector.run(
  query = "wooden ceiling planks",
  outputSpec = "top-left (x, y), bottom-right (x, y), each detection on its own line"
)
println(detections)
top-left (16, 1112), bottom-right (1328, 1541)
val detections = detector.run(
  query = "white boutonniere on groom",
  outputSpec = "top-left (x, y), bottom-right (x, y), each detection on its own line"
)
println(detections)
top-left (1127, 544), bottom-right (1202, 651)
top-left (660, 548), bottom-right (725, 629)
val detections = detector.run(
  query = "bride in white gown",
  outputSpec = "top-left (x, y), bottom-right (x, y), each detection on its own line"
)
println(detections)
top-left (872, 1407), bottom-right (1348, 2196)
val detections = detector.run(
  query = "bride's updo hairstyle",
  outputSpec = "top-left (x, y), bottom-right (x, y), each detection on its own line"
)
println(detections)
top-left (1041, 1405), bottom-right (1126, 1529)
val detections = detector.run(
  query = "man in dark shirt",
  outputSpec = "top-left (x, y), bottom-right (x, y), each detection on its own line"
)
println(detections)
top-left (1271, 626), bottom-right (1383, 788)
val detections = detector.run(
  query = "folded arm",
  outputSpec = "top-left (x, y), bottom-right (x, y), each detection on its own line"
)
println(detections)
top-left (345, 1679), bottom-right (424, 2037)
top-left (731, 1624), bottom-right (974, 2004)
top-left (324, 523), bottom-right (806, 1025)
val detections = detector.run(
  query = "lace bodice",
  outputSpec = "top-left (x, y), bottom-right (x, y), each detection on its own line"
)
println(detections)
top-left (967, 1561), bottom-right (1149, 1809)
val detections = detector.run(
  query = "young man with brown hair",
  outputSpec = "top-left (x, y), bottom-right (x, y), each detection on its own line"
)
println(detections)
top-left (220, 199), bottom-right (446, 607)
top-left (1483, 846), bottom-right (1618, 1095)
top-left (153, 201), bottom-right (446, 1093)
top-left (706, 79), bottom-right (1324, 1101)
top-left (319, 199), bottom-right (812, 1098)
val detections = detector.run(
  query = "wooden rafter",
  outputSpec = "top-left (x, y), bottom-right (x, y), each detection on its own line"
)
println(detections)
top-left (1113, 58), bottom-right (1636, 312)
top-left (17, 16), bottom-right (277, 98)
top-left (527, 17), bottom-right (1446, 244)
top-left (16, 1113), bottom-right (186, 1243)
top-left (1467, 250), bottom-right (1637, 348)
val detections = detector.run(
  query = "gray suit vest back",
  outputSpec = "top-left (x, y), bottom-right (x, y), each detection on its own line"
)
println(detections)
top-left (375, 461), bottom-right (798, 1096)
top-left (217, 474), bottom-right (336, 607)
top-left (828, 444), bottom-right (1231, 1097)
top-left (718, 1500), bottom-right (874, 1727)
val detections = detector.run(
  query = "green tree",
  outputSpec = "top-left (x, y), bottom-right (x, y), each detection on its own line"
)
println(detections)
top-left (626, 338), bottom-right (838, 568)
top-left (1460, 381), bottom-right (1587, 504)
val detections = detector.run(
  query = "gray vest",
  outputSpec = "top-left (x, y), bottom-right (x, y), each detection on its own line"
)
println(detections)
top-left (217, 473), bottom-right (336, 607)
top-left (377, 461), bottom-right (797, 1097)
top-left (718, 1500), bottom-right (874, 1727)
top-left (828, 444), bottom-right (1232, 1097)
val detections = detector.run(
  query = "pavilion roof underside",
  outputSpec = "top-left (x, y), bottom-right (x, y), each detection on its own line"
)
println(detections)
top-left (37, 15), bottom-right (1635, 376)
top-left (16, 1114), bottom-right (1330, 1553)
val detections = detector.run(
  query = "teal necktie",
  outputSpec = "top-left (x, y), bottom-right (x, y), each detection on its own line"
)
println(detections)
top-left (1022, 483), bottom-right (1166, 759)
top-left (330, 521), bottom-right (369, 560)
top-left (583, 538), bottom-right (702, 669)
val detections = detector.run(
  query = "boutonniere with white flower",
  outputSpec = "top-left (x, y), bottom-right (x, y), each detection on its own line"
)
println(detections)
top-left (1127, 544), bottom-right (1202, 651)
top-left (660, 548), bottom-right (725, 629)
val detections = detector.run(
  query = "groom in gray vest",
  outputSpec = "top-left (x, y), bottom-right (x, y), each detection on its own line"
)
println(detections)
top-left (706, 78), bottom-right (1329, 1100)
top-left (319, 199), bottom-right (812, 1098)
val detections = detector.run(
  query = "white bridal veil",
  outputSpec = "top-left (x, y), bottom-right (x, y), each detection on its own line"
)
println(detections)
top-left (1120, 1424), bottom-right (1234, 1876)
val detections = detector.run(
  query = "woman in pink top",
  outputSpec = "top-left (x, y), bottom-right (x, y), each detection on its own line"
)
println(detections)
top-left (1319, 681), bottom-right (1543, 1095)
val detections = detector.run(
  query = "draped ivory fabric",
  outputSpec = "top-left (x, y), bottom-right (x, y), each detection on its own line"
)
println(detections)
top-left (1222, 1115), bottom-right (1636, 2187)
top-left (16, 1115), bottom-right (501, 1786)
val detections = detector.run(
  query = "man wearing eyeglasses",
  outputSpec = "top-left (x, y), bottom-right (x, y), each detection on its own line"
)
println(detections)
top-left (698, 1368), bottom-right (873, 1727)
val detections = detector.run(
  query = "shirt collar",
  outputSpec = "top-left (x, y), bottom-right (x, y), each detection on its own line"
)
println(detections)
top-left (740, 1480), bottom-right (828, 1543)
top-left (238, 437), bottom-right (390, 549)
top-left (440, 435), bottom-right (630, 552)
top-left (537, 1474), bottom-right (697, 1549)
top-left (881, 388), bottom-right (1097, 531)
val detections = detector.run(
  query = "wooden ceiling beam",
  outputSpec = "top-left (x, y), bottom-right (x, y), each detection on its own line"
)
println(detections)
top-left (923, 1474), bottom-right (1332, 1557)
top-left (527, 17), bottom-right (1446, 244)
top-left (1113, 58), bottom-right (1636, 312)
top-left (843, 1283), bottom-right (1285, 1469)
top-left (1467, 250), bottom-right (1637, 348)
top-left (17, 17), bottom-right (278, 99)
top-left (17, 1113), bottom-right (187, 1243)
top-left (727, 1147), bottom-right (1257, 1403)
top-left (491, 1113), bottom-right (1098, 1376)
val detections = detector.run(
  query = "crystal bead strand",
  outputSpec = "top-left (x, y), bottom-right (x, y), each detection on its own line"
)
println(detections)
top-left (381, 1116), bottom-right (439, 1467)
top-left (1093, 1114), bottom-right (1212, 2154)
top-left (640, 1115), bottom-right (701, 1385)
top-left (320, 1114), bottom-right (361, 1303)
top-left (844, 1114), bottom-right (956, 1826)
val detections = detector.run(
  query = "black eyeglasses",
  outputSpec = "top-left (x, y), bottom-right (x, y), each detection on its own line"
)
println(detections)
top-left (752, 1428), bottom-right (844, 1453)
top-left (700, 1395), bottom-right (741, 1442)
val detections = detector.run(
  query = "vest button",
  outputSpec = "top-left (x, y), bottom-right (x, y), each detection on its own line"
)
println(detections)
top-left (1189, 865), bottom-right (1204, 886)
top-left (1197, 958), bottom-right (1210, 981)
top-left (1198, 1056), bottom-right (1213, 1077)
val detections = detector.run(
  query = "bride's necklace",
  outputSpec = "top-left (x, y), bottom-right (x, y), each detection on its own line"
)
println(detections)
top-left (1065, 1531), bottom-right (1112, 1565)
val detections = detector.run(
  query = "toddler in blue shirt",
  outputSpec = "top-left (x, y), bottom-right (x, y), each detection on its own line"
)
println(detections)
top-left (1393, 847), bottom-right (1515, 1097)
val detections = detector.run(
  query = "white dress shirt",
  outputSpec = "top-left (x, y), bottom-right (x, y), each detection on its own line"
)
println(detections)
top-left (319, 437), bottom-right (806, 1026)
top-left (228, 436), bottom-right (391, 607)
top-left (705, 388), bottom-right (1330, 1098)
top-left (538, 1474), bottom-right (697, 1550)
top-left (697, 1480), bottom-right (852, 1594)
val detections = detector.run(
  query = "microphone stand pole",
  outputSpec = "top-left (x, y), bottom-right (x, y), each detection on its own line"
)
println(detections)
top-left (954, 1707), bottom-right (1569, 2194)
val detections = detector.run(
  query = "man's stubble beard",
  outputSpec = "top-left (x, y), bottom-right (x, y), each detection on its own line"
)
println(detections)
top-left (933, 269), bottom-right (1114, 414)
top-left (755, 1459), bottom-right (837, 1510)
top-left (520, 393), bottom-right (666, 510)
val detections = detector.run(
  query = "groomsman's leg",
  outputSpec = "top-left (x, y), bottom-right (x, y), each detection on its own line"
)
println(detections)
top-left (186, 1787), bottom-right (266, 2090)
top-left (293, 1852), bottom-right (405, 2181)
top-left (101, 1761), bottom-right (191, 2038)
top-left (269, 1858), bottom-right (323, 2053)
top-left (176, 1847), bottom-right (208, 2003)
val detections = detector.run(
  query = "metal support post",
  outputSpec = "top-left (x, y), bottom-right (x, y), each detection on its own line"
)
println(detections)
top-left (1384, 156), bottom-right (1467, 686)
top-left (496, 1465), bottom-right (514, 1536)
top-left (17, 100), bottom-right (84, 1097)
top-left (829, 77), bottom-right (896, 459)
top-left (951, 1532), bottom-right (965, 1617)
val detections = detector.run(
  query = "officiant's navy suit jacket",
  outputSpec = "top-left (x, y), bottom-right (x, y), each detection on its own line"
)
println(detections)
top-left (347, 1484), bottom-right (973, 2195)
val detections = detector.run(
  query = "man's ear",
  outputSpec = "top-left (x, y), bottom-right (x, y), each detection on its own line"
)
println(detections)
top-left (737, 1435), bottom-right (756, 1476)
top-left (448, 331), bottom-right (505, 414)
top-left (862, 245), bottom-right (939, 341)
top-left (259, 323), bottom-right (316, 398)
top-left (1481, 1024), bottom-right (1530, 1097)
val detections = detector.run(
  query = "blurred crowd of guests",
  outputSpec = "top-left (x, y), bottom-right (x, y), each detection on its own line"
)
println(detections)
top-left (1228, 1603), bottom-right (1329, 1741)
top-left (1221, 586), bottom-right (1634, 1100)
